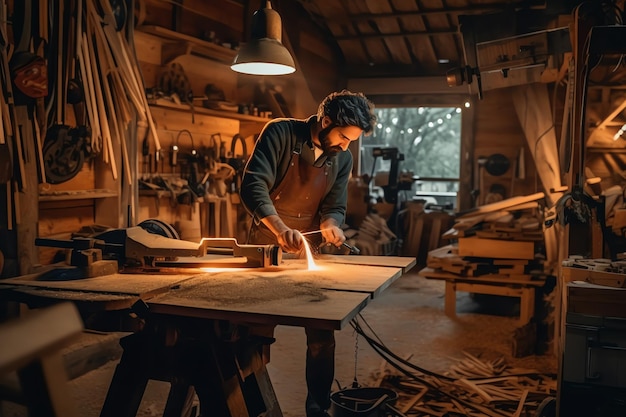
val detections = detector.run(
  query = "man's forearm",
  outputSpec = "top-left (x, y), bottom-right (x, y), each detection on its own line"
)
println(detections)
top-left (261, 214), bottom-right (290, 237)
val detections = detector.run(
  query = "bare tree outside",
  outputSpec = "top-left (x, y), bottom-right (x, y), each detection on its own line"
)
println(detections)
top-left (360, 106), bottom-right (462, 208)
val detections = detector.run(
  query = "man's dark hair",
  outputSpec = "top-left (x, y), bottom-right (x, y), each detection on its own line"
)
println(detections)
top-left (317, 90), bottom-right (376, 135)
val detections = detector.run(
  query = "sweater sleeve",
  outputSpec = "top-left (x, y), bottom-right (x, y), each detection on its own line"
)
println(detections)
top-left (239, 120), bottom-right (291, 223)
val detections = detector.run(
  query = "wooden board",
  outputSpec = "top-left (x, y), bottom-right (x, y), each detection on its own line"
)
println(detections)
top-left (316, 255), bottom-right (416, 272)
top-left (1, 273), bottom-right (195, 298)
top-left (418, 267), bottom-right (545, 287)
top-left (457, 237), bottom-right (535, 260)
top-left (0, 260), bottom-right (402, 329)
top-left (178, 260), bottom-right (403, 299)
top-left (562, 266), bottom-right (626, 288)
top-left (456, 193), bottom-right (545, 220)
top-left (147, 260), bottom-right (403, 330)
top-left (148, 285), bottom-right (370, 331)
top-left (274, 260), bottom-right (402, 298)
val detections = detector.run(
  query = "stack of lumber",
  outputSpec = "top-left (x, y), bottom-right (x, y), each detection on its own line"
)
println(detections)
top-left (427, 193), bottom-right (546, 278)
top-left (442, 193), bottom-right (545, 241)
top-left (373, 351), bottom-right (556, 417)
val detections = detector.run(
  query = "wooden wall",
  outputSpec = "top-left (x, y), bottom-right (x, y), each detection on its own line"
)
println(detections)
top-left (13, 0), bottom-right (581, 270)
top-left (33, 0), bottom-right (343, 267)
top-left (473, 88), bottom-right (540, 205)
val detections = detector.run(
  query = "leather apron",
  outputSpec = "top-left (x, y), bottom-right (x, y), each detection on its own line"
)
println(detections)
top-left (248, 139), bottom-right (330, 245)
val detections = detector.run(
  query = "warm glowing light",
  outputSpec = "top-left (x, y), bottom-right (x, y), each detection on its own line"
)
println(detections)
top-left (302, 237), bottom-right (322, 270)
top-left (200, 267), bottom-right (247, 273)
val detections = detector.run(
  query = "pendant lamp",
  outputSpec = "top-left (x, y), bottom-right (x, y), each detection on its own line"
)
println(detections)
top-left (231, 1), bottom-right (296, 75)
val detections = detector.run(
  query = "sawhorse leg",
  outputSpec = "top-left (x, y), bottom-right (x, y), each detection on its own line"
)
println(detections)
top-left (99, 333), bottom-right (153, 417)
top-left (100, 324), bottom-right (283, 417)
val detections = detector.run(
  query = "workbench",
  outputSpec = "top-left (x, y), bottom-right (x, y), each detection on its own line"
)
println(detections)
top-left (0, 255), bottom-right (415, 417)
top-left (418, 267), bottom-right (545, 325)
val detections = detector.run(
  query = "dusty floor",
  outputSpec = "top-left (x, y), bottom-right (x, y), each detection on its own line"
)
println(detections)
top-left (0, 271), bottom-right (558, 417)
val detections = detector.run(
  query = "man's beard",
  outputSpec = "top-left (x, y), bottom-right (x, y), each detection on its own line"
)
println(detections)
top-left (319, 126), bottom-right (342, 156)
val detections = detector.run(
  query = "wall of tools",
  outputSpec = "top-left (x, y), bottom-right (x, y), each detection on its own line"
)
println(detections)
top-left (0, 0), bottom-right (274, 268)
top-left (132, 27), bottom-right (269, 245)
top-left (137, 103), bottom-right (264, 245)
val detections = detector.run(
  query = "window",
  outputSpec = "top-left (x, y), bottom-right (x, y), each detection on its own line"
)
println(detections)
top-left (360, 106), bottom-right (462, 209)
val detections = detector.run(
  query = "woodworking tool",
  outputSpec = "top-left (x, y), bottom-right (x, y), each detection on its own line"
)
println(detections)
top-left (35, 225), bottom-right (282, 277)
top-left (300, 230), bottom-right (361, 255)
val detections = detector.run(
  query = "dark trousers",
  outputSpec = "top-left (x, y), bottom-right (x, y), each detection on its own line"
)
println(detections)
top-left (305, 327), bottom-right (335, 413)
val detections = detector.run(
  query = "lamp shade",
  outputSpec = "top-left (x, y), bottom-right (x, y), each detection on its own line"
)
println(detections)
top-left (231, 1), bottom-right (295, 75)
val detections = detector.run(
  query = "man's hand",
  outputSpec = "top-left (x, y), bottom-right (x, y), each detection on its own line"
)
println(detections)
top-left (262, 214), bottom-right (304, 253)
top-left (276, 229), bottom-right (304, 253)
top-left (320, 222), bottom-right (345, 247)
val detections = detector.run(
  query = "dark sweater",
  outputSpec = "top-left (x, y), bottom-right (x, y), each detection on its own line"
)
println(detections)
top-left (240, 116), bottom-right (352, 227)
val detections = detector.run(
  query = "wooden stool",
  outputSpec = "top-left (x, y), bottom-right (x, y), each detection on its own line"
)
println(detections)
top-left (0, 303), bottom-right (83, 417)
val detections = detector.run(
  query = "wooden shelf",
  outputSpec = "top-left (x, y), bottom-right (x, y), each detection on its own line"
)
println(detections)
top-left (148, 98), bottom-right (270, 123)
top-left (39, 189), bottom-right (118, 202)
top-left (136, 25), bottom-right (237, 65)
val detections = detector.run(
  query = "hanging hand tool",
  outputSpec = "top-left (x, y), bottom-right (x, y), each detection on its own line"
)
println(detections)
top-left (0, 4), bottom-right (26, 189)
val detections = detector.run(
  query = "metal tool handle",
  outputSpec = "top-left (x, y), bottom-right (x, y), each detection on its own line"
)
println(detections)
top-left (342, 241), bottom-right (361, 255)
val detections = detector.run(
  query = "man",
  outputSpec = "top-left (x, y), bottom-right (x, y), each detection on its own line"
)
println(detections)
top-left (240, 90), bottom-right (376, 417)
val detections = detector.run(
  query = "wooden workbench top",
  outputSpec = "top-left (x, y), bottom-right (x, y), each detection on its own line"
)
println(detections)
top-left (0, 257), bottom-right (410, 330)
top-left (145, 259), bottom-right (405, 329)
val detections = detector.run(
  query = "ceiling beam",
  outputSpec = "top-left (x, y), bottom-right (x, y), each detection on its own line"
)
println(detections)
top-left (335, 29), bottom-right (459, 40)
top-left (347, 76), bottom-right (470, 95)
top-left (323, 1), bottom-right (547, 22)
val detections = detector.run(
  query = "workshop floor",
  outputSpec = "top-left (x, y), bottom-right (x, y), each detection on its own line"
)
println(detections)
top-left (1, 270), bottom-right (558, 417)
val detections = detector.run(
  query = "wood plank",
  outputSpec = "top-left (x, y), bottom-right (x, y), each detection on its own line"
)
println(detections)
top-left (456, 193), bottom-right (545, 219)
top-left (457, 237), bottom-right (535, 260)
top-left (293, 260), bottom-right (402, 297)
top-left (0, 303), bottom-right (83, 374)
top-left (1, 273), bottom-right (195, 298)
top-left (418, 268), bottom-right (545, 287)
top-left (316, 255), bottom-right (416, 272)
top-left (192, 260), bottom-right (403, 299)
top-left (148, 284), bottom-right (369, 331)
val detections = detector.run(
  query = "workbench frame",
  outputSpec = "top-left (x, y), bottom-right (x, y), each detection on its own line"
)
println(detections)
top-left (0, 256), bottom-right (415, 417)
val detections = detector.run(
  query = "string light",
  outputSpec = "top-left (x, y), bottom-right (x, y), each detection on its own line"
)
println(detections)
top-left (372, 108), bottom-right (462, 140)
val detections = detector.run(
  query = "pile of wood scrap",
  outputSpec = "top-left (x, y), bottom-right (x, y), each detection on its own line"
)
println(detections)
top-left (372, 351), bottom-right (556, 417)
top-left (346, 213), bottom-right (397, 256)
top-left (427, 193), bottom-right (547, 278)
top-left (442, 193), bottom-right (545, 241)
